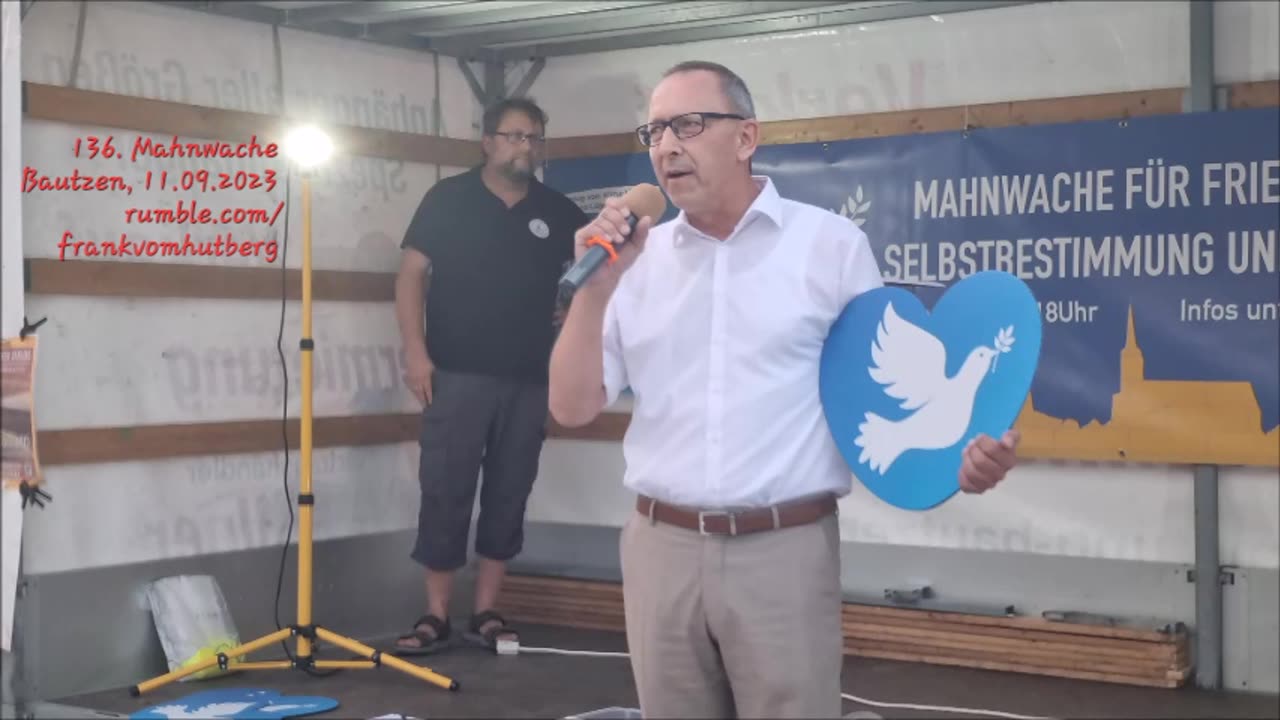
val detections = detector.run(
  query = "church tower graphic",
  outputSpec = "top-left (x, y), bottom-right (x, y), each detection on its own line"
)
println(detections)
top-left (1014, 306), bottom-right (1279, 467)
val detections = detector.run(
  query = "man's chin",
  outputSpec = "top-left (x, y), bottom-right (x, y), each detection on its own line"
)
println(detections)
top-left (661, 182), bottom-right (696, 207)
top-left (512, 156), bottom-right (537, 170)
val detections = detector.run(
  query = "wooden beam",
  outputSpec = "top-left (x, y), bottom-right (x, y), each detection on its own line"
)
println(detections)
top-left (23, 82), bottom-right (482, 168)
top-left (39, 413), bottom-right (420, 466)
top-left (27, 258), bottom-right (396, 302)
top-left (39, 411), bottom-right (632, 465)
top-left (547, 132), bottom-right (642, 160)
top-left (544, 83), bottom-right (1280, 160)
top-left (1227, 79), bottom-right (1280, 109)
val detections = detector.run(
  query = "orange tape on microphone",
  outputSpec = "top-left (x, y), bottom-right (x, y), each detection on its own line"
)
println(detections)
top-left (585, 235), bottom-right (619, 264)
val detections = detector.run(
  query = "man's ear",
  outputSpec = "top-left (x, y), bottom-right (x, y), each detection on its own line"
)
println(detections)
top-left (737, 119), bottom-right (760, 162)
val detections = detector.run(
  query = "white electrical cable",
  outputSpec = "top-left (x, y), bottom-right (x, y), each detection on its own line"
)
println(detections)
top-left (519, 646), bottom-right (631, 658)
top-left (839, 692), bottom-right (1056, 720)
top-left (516, 645), bottom-right (1057, 720)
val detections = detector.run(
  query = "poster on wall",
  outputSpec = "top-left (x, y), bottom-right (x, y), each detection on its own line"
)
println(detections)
top-left (1, 334), bottom-right (38, 652)
top-left (544, 107), bottom-right (1280, 467)
top-left (1, 335), bottom-right (39, 490)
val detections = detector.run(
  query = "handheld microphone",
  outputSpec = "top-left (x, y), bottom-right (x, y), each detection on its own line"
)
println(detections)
top-left (559, 183), bottom-right (667, 295)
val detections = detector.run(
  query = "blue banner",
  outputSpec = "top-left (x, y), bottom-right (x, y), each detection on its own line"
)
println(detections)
top-left (545, 108), bottom-right (1280, 466)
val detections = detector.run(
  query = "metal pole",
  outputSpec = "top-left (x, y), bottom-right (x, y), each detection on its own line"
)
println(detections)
top-left (1193, 464), bottom-right (1222, 690)
top-left (1185, 0), bottom-right (1215, 113)
top-left (1186, 2), bottom-right (1221, 690)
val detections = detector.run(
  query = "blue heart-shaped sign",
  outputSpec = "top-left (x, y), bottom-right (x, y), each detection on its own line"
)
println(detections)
top-left (131, 688), bottom-right (339, 719)
top-left (820, 270), bottom-right (1042, 511)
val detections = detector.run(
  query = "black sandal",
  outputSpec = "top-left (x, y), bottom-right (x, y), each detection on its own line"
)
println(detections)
top-left (464, 610), bottom-right (518, 651)
top-left (393, 614), bottom-right (451, 656)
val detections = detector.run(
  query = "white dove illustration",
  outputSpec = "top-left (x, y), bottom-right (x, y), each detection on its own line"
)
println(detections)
top-left (142, 701), bottom-right (257, 718)
top-left (854, 301), bottom-right (1015, 473)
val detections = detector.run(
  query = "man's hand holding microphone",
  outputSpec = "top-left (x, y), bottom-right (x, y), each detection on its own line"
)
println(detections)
top-left (559, 183), bottom-right (667, 302)
top-left (549, 184), bottom-right (666, 428)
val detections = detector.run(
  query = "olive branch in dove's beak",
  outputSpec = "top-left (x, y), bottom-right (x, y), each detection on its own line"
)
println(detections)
top-left (991, 325), bottom-right (1016, 372)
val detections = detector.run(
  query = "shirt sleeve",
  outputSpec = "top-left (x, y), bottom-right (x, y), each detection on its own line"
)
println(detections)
top-left (601, 290), bottom-right (629, 408)
top-left (838, 217), bottom-right (885, 307)
top-left (401, 184), bottom-right (449, 258)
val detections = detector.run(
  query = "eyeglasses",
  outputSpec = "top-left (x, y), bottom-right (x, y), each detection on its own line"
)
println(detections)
top-left (635, 112), bottom-right (746, 147)
top-left (491, 131), bottom-right (546, 146)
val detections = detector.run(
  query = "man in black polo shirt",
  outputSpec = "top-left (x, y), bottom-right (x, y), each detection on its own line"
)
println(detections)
top-left (392, 97), bottom-right (587, 655)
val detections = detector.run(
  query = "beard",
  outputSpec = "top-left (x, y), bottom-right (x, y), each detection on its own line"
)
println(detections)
top-left (500, 155), bottom-right (536, 181)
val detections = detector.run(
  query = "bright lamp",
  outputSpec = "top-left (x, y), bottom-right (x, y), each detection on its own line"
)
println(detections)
top-left (283, 125), bottom-right (334, 169)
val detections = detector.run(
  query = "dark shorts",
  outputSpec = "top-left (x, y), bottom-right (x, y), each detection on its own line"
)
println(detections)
top-left (411, 369), bottom-right (549, 571)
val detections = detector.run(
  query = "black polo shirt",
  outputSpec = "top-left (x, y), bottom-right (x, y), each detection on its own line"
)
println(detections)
top-left (401, 166), bottom-right (588, 384)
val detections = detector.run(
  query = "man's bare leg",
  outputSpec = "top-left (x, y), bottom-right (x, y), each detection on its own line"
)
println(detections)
top-left (427, 568), bottom-right (454, 619)
top-left (472, 557), bottom-right (516, 640)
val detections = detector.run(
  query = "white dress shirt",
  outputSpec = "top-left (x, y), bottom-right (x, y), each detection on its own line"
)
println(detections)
top-left (602, 175), bottom-right (884, 510)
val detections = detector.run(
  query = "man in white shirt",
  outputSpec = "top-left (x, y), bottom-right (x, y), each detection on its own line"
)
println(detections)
top-left (549, 60), bottom-right (1021, 718)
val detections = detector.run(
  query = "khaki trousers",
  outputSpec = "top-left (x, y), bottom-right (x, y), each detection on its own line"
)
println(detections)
top-left (619, 507), bottom-right (844, 719)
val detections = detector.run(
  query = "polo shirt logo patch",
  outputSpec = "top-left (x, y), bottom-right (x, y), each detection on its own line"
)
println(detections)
top-left (528, 218), bottom-right (550, 239)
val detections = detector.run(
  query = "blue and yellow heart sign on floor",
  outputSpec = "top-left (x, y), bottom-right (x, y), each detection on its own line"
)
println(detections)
top-left (820, 271), bottom-right (1042, 511)
top-left (131, 688), bottom-right (339, 719)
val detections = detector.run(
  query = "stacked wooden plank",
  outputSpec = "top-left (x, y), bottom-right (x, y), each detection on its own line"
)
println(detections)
top-left (499, 574), bottom-right (627, 633)
top-left (841, 603), bottom-right (1190, 688)
top-left (496, 573), bottom-right (1191, 688)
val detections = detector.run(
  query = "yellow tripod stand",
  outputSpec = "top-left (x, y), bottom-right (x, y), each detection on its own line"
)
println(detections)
top-left (129, 135), bottom-right (458, 697)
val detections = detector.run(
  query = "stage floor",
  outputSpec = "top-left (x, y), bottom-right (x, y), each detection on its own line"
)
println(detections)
top-left (55, 624), bottom-right (1279, 719)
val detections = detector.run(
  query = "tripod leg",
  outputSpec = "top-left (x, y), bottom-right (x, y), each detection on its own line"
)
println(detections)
top-left (130, 627), bottom-right (294, 696)
top-left (314, 627), bottom-right (459, 691)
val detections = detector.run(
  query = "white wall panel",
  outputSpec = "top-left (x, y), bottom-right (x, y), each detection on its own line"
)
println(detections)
top-left (273, 26), bottom-right (482, 141)
top-left (529, 444), bottom-right (1280, 570)
top-left (1215, 1), bottom-right (1280, 84)
top-left (19, 0), bottom-right (482, 138)
top-left (439, 56), bottom-right (483, 140)
top-left (1221, 466), bottom-right (1280, 569)
top-left (20, 443), bottom-right (421, 575)
top-left (532, 2), bottom-right (1192, 136)
top-left (23, 295), bottom-right (417, 429)
top-left (21, 1), bottom-right (277, 103)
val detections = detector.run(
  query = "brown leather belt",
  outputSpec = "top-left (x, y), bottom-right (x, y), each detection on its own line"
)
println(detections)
top-left (635, 493), bottom-right (837, 536)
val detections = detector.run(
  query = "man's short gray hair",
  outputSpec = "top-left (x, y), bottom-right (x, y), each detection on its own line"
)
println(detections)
top-left (662, 60), bottom-right (756, 118)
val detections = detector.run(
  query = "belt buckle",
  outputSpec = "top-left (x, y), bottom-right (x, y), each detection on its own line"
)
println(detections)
top-left (698, 510), bottom-right (736, 536)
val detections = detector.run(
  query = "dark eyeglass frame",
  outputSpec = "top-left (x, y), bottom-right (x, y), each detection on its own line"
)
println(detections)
top-left (635, 111), bottom-right (746, 147)
top-left (490, 130), bottom-right (546, 146)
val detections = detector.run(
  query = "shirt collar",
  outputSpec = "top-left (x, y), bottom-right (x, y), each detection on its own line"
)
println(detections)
top-left (671, 175), bottom-right (783, 246)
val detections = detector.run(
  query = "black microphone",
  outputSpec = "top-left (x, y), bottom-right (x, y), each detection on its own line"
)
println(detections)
top-left (558, 214), bottom-right (640, 295)
top-left (558, 183), bottom-right (667, 296)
